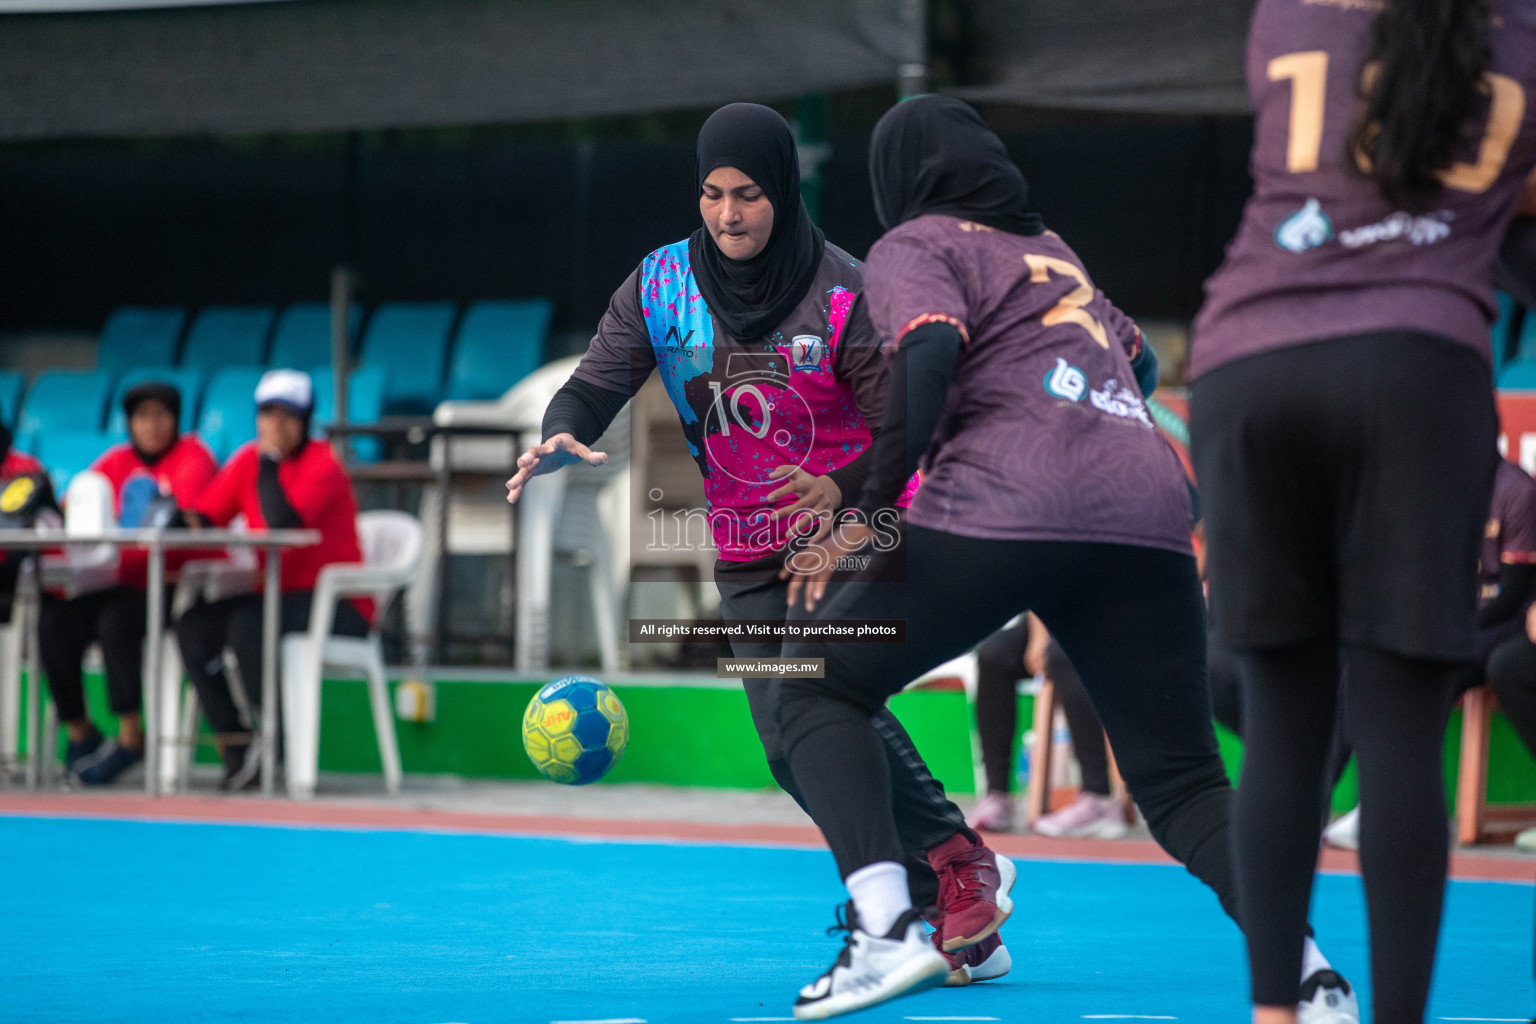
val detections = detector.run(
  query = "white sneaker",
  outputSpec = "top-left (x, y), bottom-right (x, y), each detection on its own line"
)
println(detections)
top-left (1323, 808), bottom-right (1359, 851)
top-left (793, 903), bottom-right (949, 1021)
top-left (1032, 793), bottom-right (1128, 839)
top-left (1515, 825), bottom-right (1536, 854)
top-left (1298, 969), bottom-right (1359, 1024)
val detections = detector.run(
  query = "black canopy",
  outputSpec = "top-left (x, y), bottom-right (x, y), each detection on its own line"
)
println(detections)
top-left (0, 0), bottom-right (909, 140)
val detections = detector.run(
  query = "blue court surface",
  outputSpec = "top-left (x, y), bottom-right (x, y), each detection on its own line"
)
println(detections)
top-left (1, 814), bottom-right (1530, 1024)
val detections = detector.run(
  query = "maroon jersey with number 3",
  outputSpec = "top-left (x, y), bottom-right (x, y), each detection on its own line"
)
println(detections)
top-left (1191, 0), bottom-right (1536, 379)
top-left (862, 214), bottom-right (1193, 554)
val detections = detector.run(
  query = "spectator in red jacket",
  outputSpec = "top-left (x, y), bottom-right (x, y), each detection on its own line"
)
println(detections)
top-left (42, 381), bottom-right (217, 786)
top-left (177, 369), bottom-right (370, 790)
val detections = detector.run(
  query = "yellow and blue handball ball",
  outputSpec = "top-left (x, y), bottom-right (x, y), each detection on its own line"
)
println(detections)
top-left (522, 675), bottom-right (629, 785)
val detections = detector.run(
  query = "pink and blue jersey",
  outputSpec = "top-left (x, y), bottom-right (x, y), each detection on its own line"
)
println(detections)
top-left (573, 240), bottom-right (910, 561)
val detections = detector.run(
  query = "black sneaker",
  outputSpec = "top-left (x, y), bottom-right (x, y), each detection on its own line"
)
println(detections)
top-left (219, 742), bottom-right (262, 792)
top-left (63, 729), bottom-right (105, 774)
top-left (792, 902), bottom-right (948, 1021)
top-left (73, 741), bottom-right (142, 786)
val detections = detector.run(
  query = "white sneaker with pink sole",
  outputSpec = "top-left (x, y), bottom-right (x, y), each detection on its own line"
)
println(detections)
top-left (1031, 792), bottom-right (1128, 839)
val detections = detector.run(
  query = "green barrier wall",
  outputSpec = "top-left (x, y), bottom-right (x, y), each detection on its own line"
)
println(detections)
top-left (20, 672), bottom-right (1536, 815)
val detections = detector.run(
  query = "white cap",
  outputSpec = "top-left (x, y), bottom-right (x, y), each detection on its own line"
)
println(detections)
top-left (255, 369), bottom-right (313, 415)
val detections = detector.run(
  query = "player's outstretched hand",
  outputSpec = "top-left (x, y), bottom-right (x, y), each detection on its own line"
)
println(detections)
top-left (780, 520), bottom-right (873, 612)
top-left (505, 433), bottom-right (608, 504)
top-left (765, 465), bottom-right (842, 543)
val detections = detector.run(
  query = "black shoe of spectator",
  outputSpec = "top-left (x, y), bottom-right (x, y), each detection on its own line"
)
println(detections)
top-left (74, 741), bottom-right (142, 787)
top-left (63, 728), bottom-right (105, 774)
top-left (220, 742), bottom-right (262, 792)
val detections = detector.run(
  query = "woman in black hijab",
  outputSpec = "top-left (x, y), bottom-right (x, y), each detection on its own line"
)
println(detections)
top-left (866, 94), bottom-right (1044, 236)
top-left (688, 102), bottom-right (826, 339)
top-left (505, 101), bottom-right (1010, 979)
top-left (771, 95), bottom-right (1353, 1020)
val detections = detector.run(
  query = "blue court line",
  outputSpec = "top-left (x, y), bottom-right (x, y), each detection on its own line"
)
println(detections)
top-left (0, 815), bottom-right (1529, 1024)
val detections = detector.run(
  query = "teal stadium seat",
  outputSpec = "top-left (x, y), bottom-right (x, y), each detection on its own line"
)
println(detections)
top-left (106, 367), bottom-right (205, 437)
top-left (311, 366), bottom-right (387, 462)
top-left (446, 299), bottom-right (554, 402)
top-left (197, 367), bottom-right (266, 462)
top-left (180, 306), bottom-right (275, 373)
top-left (269, 303), bottom-right (362, 371)
top-left (35, 431), bottom-right (114, 493)
top-left (14, 370), bottom-right (113, 456)
top-left (96, 307), bottom-right (187, 373)
top-left (1498, 359), bottom-right (1536, 390)
top-left (359, 302), bottom-right (457, 414)
top-left (0, 371), bottom-right (26, 428)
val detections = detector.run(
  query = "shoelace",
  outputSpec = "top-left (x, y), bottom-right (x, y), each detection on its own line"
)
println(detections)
top-left (824, 902), bottom-right (858, 970)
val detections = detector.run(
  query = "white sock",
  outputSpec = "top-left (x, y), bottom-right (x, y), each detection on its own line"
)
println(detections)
top-left (1301, 935), bottom-right (1332, 980)
top-left (845, 861), bottom-right (911, 937)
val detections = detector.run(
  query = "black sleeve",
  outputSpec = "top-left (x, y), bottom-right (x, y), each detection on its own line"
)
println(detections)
top-left (257, 454), bottom-right (303, 529)
top-left (825, 296), bottom-right (885, 508)
top-left (1478, 562), bottom-right (1536, 628)
top-left (855, 321), bottom-right (963, 514)
top-left (1496, 217), bottom-right (1536, 311)
top-left (541, 377), bottom-right (631, 446)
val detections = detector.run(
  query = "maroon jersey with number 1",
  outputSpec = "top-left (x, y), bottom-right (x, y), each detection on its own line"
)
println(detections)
top-left (1191, 0), bottom-right (1536, 380)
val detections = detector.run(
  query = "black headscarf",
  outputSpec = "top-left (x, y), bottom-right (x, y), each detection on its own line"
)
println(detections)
top-left (688, 103), bottom-right (825, 340)
top-left (869, 95), bottom-right (1045, 236)
top-left (122, 380), bottom-right (182, 466)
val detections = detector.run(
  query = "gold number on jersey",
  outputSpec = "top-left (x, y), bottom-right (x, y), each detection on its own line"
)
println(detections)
top-left (1268, 51), bottom-right (1329, 173)
top-left (1441, 73), bottom-right (1526, 193)
top-left (1024, 254), bottom-right (1109, 349)
top-left (1271, 49), bottom-right (1527, 195)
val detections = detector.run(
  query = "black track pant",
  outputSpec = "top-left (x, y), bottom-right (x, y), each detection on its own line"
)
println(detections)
top-left (976, 622), bottom-right (1114, 798)
top-left (1208, 637), bottom-right (1355, 796)
top-left (1484, 630), bottom-right (1536, 759)
top-left (1046, 640), bottom-right (1113, 798)
top-left (1236, 642), bottom-right (1454, 1015)
top-left (777, 527), bottom-right (1241, 927)
top-left (717, 568), bottom-right (973, 909)
top-left (39, 586), bottom-right (152, 723)
top-left (177, 592), bottom-right (369, 735)
top-left (974, 620), bottom-right (1028, 795)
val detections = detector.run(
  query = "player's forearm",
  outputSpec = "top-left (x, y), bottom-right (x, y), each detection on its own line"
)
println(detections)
top-left (542, 377), bottom-right (630, 446)
top-left (855, 321), bottom-right (962, 514)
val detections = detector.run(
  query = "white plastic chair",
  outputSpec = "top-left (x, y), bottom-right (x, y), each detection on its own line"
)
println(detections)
top-left (429, 355), bottom-right (630, 673)
top-left (909, 651), bottom-right (987, 798)
top-left (280, 510), bottom-right (422, 799)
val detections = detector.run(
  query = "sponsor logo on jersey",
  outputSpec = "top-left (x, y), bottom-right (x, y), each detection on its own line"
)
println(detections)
top-left (663, 325), bottom-right (697, 356)
top-left (790, 334), bottom-right (825, 371)
top-left (1043, 357), bottom-right (1088, 402)
top-left (1089, 379), bottom-right (1155, 428)
top-left (1274, 198), bottom-right (1334, 253)
top-left (1338, 209), bottom-right (1452, 249)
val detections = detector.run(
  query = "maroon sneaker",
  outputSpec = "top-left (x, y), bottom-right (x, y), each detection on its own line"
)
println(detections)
top-left (932, 929), bottom-right (1012, 986)
top-left (927, 833), bottom-right (1017, 952)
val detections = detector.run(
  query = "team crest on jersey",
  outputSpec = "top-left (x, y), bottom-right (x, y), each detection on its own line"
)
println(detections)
top-left (1044, 358), bottom-right (1088, 402)
top-left (1275, 198), bottom-right (1334, 253)
top-left (790, 335), bottom-right (825, 371)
